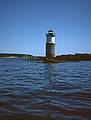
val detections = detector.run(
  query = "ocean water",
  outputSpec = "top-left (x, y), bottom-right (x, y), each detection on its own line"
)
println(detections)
top-left (0, 58), bottom-right (91, 120)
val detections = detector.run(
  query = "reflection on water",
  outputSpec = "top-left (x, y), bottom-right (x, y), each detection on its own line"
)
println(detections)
top-left (0, 58), bottom-right (91, 120)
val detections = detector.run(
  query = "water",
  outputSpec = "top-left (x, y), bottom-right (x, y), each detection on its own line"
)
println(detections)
top-left (0, 58), bottom-right (91, 120)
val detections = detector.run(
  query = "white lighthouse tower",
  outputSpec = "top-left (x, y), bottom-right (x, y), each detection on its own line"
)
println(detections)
top-left (46, 28), bottom-right (56, 58)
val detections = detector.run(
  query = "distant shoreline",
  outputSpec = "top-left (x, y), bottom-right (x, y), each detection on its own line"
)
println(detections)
top-left (0, 53), bottom-right (33, 59)
top-left (0, 53), bottom-right (91, 63)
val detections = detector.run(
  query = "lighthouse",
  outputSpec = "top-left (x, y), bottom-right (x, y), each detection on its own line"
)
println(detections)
top-left (46, 28), bottom-right (55, 58)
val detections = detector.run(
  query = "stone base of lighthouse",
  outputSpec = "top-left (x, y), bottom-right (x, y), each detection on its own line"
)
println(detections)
top-left (46, 43), bottom-right (55, 58)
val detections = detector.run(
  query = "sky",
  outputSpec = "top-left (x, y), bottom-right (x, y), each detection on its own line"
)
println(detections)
top-left (0, 0), bottom-right (91, 56)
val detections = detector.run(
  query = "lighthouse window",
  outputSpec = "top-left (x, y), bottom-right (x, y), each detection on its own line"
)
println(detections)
top-left (48, 33), bottom-right (53, 36)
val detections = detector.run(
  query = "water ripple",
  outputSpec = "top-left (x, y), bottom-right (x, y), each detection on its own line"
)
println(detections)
top-left (0, 59), bottom-right (91, 120)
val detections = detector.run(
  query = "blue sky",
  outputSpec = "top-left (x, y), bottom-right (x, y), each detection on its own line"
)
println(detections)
top-left (0, 0), bottom-right (91, 56)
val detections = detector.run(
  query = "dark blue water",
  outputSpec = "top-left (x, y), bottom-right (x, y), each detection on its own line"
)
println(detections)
top-left (0, 58), bottom-right (91, 120)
